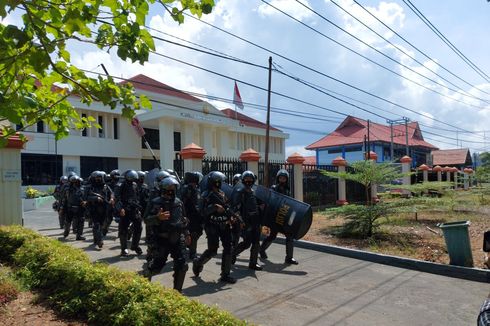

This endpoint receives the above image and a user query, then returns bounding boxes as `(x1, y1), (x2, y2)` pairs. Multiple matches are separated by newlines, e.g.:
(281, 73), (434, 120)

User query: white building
(18, 74), (288, 185)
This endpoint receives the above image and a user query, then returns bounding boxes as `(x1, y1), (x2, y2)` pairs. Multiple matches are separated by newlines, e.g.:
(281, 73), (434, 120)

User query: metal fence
(303, 164), (338, 207)
(257, 161), (295, 194)
(202, 157), (248, 185)
(173, 153), (184, 179)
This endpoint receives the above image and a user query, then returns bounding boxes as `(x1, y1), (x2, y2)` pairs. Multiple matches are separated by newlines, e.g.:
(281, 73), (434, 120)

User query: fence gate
(202, 157), (248, 185)
(173, 153), (184, 179)
(303, 164), (338, 207)
(257, 161), (294, 195)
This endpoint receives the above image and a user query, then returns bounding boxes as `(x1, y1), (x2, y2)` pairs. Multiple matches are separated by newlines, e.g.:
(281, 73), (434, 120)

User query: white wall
(118, 158), (141, 172)
(0, 148), (23, 225)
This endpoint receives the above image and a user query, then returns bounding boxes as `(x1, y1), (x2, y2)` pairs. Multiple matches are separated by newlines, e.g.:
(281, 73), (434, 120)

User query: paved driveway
(24, 206), (489, 326)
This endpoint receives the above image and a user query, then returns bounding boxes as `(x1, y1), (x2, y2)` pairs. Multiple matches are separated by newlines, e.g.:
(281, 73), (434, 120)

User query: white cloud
(285, 145), (315, 157)
(258, 0), (314, 22)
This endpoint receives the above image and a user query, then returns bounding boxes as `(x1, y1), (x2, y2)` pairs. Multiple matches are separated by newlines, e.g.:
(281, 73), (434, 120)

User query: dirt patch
(0, 292), (86, 326)
(305, 210), (489, 269)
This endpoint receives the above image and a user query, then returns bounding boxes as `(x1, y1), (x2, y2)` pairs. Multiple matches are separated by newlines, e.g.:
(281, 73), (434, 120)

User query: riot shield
(255, 185), (312, 240)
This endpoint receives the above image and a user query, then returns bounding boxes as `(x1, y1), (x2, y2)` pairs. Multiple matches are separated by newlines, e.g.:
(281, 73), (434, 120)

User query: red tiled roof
(432, 148), (471, 166)
(120, 74), (202, 102)
(306, 116), (437, 150)
(221, 108), (282, 131)
(303, 156), (316, 165)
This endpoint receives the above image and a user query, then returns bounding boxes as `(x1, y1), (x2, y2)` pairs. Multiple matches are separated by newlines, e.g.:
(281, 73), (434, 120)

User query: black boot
(192, 250), (213, 277)
(220, 254), (236, 284)
(248, 242), (262, 270)
(188, 236), (198, 260)
(173, 268), (187, 292)
(120, 234), (129, 257)
(260, 238), (272, 259)
(285, 237), (298, 265)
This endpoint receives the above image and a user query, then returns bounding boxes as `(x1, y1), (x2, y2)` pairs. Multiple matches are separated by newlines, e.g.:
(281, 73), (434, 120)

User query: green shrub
(0, 225), (246, 325)
(0, 266), (21, 305)
(25, 186), (41, 198)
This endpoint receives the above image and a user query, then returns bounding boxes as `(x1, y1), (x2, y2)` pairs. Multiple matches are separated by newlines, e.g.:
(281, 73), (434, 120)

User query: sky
(3, 0), (490, 157)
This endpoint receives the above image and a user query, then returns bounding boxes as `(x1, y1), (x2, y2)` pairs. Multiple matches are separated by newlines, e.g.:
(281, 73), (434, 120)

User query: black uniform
(232, 185), (263, 270)
(144, 196), (188, 292)
(62, 181), (85, 240)
(181, 183), (202, 259)
(102, 177), (120, 236)
(192, 187), (236, 283)
(260, 183), (298, 264)
(84, 179), (113, 248)
(114, 179), (143, 256)
(53, 181), (66, 229)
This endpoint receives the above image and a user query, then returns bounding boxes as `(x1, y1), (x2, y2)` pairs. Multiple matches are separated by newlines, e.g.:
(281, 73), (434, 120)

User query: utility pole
(264, 56), (272, 188)
(404, 117), (409, 156)
(389, 121), (394, 161)
(367, 119), (371, 159)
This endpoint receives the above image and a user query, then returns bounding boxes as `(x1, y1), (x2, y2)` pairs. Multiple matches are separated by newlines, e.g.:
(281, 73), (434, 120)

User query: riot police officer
(143, 177), (189, 292)
(114, 170), (143, 257)
(84, 171), (114, 249)
(181, 171), (203, 260)
(232, 171), (263, 271)
(232, 174), (241, 187)
(192, 171), (236, 284)
(54, 175), (68, 229)
(62, 175), (86, 240)
(260, 169), (298, 264)
(102, 169), (121, 235)
(230, 173), (242, 251)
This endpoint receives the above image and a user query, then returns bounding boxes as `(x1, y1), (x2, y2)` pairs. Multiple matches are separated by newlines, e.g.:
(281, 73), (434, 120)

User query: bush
(0, 266), (21, 305)
(0, 226), (246, 325)
(25, 186), (41, 198)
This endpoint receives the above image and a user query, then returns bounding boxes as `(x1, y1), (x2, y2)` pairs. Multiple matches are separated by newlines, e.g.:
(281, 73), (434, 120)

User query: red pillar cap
(287, 152), (306, 164)
(180, 143), (206, 159)
(364, 151), (378, 160)
(239, 148), (260, 162)
(400, 155), (412, 163)
(432, 165), (442, 172)
(332, 156), (347, 167)
(418, 164), (429, 171)
(3, 133), (27, 149)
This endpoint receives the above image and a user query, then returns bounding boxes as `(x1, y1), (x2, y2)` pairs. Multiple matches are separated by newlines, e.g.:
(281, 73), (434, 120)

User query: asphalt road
(23, 205), (489, 326)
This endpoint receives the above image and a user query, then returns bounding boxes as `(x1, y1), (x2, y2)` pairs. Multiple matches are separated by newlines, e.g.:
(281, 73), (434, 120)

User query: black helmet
(156, 170), (171, 182)
(232, 174), (241, 185)
(241, 170), (256, 182)
(276, 169), (289, 182)
(137, 171), (146, 182)
(60, 176), (68, 184)
(68, 171), (77, 178)
(69, 175), (78, 183)
(110, 169), (120, 179)
(125, 170), (138, 182)
(91, 171), (104, 184)
(184, 171), (203, 184)
(208, 171), (226, 190)
(159, 176), (180, 192)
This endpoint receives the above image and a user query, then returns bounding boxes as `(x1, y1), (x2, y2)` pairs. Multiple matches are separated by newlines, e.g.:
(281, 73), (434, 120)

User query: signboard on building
(2, 170), (21, 182)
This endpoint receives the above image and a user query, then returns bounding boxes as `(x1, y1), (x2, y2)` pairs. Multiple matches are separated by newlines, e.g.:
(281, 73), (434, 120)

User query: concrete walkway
(24, 206), (489, 326)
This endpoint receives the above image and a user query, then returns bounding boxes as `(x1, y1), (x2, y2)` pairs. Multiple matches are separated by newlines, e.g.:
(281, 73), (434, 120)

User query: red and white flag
(130, 117), (145, 137)
(233, 81), (244, 110)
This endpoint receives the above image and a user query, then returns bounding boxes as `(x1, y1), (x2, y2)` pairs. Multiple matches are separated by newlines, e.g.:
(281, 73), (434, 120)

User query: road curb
(276, 238), (490, 283)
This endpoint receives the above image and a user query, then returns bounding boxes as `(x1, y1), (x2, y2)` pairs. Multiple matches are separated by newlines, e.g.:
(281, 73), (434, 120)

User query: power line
(180, 11), (484, 135)
(402, 0), (490, 82)
(261, 0), (490, 109)
(328, 0), (490, 99)
(350, 0), (490, 97)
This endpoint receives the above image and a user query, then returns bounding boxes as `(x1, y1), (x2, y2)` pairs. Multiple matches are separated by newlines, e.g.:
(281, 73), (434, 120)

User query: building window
(141, 159), (160, 171)
(37, 121), (44, 133)
(80, 156), (118, 179)
(328, 148), (342, 154)
(174, 132), (181, 151)
(98, 115), (104, 138)
(82, 113), (87, 137)
(113, 118), (119, 139)
(21, 153), (62, 185)
(345, 145), (362, 152)
(142, 128), (160, 149)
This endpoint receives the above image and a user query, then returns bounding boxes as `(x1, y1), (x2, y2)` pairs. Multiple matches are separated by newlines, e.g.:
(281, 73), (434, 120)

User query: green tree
(0, 0), (214, 146)
(322, 160), (403, 205)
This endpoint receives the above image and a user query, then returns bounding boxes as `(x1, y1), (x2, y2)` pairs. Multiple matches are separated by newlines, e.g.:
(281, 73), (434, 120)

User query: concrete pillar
(366, 151), (379, 202)
(444, 166), (451, 183)
(433, 165), (442, 182)
(452, 167), (459, 189)
(332, 156), (348, 205)
(401, 156), (412, 197)
(287, 152), (305, 201)
(158, 118), (174, 169)
(182, 122), (195, 146)
(217, 128), (230, 157)
(463, 168), (470, 190)
(181, 143), (206, 173)
(200, 124), (213, 155)
(467, 168), (474, 188)
(239, 148), (260, 180)
(419, 164), (429, 182)
(0, 134), (26, 225)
